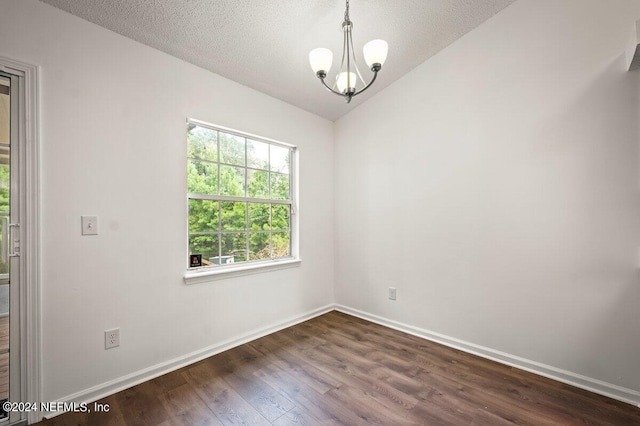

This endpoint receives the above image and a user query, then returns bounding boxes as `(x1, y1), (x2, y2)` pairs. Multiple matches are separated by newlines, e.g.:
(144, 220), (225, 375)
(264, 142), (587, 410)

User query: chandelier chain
(344, 0), (350, 22)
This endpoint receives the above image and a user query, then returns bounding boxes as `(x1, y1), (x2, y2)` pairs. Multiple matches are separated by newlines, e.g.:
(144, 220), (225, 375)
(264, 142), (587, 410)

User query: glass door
(0, 72), (21, 425)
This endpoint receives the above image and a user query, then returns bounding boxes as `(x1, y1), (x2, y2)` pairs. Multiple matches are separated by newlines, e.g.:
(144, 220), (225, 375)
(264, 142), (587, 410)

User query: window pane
(221, 201), (246, 231)
(188, 160), (218, 195)
(220, 165), (245, 196)
(270, 145), (290, 174)
(247, 139), (269, 170)
(187, 125), (217, 162)
(272, 232), (290, 258)
(189, 199), (218, 232)
(249, 232), (270, 260)
(249, 203), (270, 231)
(247, 169), (269, 199)
(221, 232), (247, 263)
(270, 173), (289, 200)
(219, 132), (245, 166)
(271, 204), (290, 230)
(189, 234), (219, 262)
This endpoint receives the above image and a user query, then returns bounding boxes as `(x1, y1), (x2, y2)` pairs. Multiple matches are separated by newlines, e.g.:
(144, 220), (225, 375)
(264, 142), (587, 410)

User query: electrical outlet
(389, 287), (397, 300)
(105, 328), (120, 349)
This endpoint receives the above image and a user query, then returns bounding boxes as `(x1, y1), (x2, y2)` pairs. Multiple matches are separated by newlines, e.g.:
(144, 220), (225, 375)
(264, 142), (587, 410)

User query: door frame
(0, 56), (41, 425)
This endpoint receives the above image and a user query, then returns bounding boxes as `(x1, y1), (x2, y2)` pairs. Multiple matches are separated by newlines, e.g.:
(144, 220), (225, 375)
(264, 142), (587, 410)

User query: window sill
(183, 258), (302, 285)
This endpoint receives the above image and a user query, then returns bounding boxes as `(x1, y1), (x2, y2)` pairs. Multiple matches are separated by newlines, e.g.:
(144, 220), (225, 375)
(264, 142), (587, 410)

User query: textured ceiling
(39, 0), (515, 121)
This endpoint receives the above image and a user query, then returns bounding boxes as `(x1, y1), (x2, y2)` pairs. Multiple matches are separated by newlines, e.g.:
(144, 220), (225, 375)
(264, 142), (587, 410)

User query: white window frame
(183, 118), (300, 284)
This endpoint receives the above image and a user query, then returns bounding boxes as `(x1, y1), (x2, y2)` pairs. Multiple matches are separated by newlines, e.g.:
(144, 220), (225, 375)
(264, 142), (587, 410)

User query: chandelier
(309, 0), (388, 103)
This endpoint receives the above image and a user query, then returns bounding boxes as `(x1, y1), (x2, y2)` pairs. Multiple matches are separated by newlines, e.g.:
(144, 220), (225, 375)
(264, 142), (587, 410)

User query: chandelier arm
(351, 70), (379, 98)
(339, 23), (348, 75)
(319, 76), (346, 96)
(346, 27), (352, 90)
(347, 27), (366, 85)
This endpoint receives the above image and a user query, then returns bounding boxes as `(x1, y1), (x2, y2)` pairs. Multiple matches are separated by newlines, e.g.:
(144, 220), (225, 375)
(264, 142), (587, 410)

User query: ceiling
(39, 0), (516, 121)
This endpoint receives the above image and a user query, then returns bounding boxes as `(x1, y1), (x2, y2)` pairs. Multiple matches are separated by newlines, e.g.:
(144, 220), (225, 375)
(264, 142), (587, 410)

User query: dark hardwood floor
(38, 311), (640, 425)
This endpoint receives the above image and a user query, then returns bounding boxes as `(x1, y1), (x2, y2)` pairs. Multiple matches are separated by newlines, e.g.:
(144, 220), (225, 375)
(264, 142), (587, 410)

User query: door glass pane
(0, 284), (7, 403)
(0, 76), (10, 414)
(0, 79), (8, 145)
(0, 352), (6, 402)
(0, 144), (9, 283)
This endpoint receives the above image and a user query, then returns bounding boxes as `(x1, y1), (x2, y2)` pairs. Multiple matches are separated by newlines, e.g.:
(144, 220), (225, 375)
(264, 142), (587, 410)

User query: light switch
(81, 216), (98, 235)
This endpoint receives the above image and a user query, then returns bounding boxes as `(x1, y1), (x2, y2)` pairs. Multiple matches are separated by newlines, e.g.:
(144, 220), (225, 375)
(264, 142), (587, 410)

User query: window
(186, 119), (297, 272)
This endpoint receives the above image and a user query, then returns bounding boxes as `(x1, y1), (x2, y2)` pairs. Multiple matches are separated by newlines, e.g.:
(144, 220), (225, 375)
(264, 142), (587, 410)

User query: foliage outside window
(187, 120), (295, 269)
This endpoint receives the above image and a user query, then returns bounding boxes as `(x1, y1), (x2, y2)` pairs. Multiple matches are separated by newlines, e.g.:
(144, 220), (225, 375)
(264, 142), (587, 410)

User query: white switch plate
(389, 287), (397, 300)
(81, 216), (98, 235)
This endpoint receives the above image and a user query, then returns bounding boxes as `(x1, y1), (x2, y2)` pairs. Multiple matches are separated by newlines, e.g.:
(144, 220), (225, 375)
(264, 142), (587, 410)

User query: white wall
(0, 0), (334, 402)
(335, 0), (640, 394)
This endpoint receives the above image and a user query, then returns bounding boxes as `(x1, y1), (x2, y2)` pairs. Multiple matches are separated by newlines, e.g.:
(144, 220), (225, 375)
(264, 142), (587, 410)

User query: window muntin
(187, 120), (295, 269)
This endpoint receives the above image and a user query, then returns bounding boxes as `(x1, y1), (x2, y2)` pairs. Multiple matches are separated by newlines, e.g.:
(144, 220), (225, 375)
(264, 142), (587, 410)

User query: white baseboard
(334, 304), (640, 407)
(44, 304), (334, 419)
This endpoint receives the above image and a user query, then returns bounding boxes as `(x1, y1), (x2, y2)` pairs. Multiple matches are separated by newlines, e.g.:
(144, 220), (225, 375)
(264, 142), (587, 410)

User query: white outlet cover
(105, 328), (120, 349)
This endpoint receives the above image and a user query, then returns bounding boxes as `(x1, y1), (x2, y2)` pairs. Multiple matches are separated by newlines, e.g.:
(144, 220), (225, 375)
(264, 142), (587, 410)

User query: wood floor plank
(182, 360), (271, 426)
(250, 334), (343, 394)
(37, 311), (640, 426)
(271, 407), (320, 426)
(156, 383), (223, 426)
(115, 380), (172, 425)
(254, 362), (364, 425)
(203, 350), (296, 422)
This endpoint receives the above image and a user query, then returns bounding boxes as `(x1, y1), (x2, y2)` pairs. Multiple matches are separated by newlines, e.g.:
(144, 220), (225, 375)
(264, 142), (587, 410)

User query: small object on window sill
(190, 254), (202, 268)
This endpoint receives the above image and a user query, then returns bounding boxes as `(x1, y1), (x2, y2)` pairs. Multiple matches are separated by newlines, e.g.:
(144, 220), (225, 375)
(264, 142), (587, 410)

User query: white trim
(43, 304), (333, 419)
(184, 258), (301, 284)
(335, 305), (640, 407)
(0, 56), (42, 424)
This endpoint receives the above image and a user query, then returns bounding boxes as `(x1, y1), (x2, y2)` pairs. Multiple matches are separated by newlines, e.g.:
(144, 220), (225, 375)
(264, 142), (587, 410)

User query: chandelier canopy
(309, 0), (388, 103)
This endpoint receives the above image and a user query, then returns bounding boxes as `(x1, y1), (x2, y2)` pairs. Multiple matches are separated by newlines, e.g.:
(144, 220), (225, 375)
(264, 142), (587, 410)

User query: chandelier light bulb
(363, 39), (388, 69)
(309, 48), (333, 74)
(336, 72), (357, 93)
